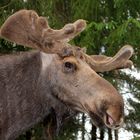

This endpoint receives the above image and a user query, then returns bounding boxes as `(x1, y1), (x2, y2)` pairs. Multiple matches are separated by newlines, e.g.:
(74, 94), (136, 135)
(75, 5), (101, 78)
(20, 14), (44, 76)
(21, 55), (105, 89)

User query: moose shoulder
(0, 10), (133, 140)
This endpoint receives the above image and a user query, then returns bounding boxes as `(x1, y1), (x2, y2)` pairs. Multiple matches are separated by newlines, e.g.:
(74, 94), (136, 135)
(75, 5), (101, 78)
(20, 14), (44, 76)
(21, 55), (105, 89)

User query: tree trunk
(108, 128), (112, 140)
(100, 128), (104, 140)
(91, 124), (97, 140)
(82, 113), (85, 140)
(114, 130), (119, 140)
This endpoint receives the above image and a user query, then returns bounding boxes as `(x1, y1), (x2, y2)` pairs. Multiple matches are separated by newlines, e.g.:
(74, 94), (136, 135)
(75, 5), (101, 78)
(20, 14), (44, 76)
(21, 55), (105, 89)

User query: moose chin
(0, 9), (133, 140)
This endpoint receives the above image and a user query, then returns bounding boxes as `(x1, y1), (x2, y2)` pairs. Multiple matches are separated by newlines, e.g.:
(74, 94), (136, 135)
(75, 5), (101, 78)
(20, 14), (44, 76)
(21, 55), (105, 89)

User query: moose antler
(84, 45), (133, 72)
(0, 10), (133, 72)
(0, 10), (86, 53)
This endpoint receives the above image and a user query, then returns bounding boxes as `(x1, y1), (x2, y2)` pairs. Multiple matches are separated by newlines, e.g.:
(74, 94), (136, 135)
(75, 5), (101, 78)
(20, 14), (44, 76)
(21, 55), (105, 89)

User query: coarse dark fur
(0, 51), (71, 140)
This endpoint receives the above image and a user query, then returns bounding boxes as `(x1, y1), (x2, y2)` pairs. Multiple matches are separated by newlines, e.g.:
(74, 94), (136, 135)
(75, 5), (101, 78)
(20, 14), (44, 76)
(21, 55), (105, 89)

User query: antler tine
(84, 45), (134, 72)
(0, 10), (86, 54)
(42, 19), (86, 42)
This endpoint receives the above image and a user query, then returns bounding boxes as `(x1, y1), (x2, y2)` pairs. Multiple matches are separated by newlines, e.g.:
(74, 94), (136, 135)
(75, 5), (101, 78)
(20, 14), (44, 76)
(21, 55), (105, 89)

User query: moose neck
(0, 51), (64, 140)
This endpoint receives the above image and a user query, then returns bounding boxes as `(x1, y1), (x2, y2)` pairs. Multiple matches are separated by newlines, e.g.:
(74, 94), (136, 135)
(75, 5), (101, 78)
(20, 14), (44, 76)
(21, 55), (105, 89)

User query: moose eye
(63, 62), (76, 73)
(65, 62), (73, 68)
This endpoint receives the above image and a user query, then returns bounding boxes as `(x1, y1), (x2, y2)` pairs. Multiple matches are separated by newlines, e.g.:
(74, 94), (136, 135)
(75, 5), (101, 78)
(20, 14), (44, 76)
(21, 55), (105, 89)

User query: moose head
(0, 10), (133, 139)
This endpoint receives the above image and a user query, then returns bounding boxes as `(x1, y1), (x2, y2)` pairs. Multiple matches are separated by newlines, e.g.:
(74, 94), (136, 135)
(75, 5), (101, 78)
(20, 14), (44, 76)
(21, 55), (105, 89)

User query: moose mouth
(69, 103), (119, 129)
(56, 99), (122, 129)
(104, 113), (116, 128)
(89, 111), (120, 129)
(104, 113), (123, 129)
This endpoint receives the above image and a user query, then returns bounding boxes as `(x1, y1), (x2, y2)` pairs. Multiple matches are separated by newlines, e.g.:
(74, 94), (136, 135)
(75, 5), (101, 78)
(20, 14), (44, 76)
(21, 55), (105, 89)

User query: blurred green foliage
(132, 137), (140, 140)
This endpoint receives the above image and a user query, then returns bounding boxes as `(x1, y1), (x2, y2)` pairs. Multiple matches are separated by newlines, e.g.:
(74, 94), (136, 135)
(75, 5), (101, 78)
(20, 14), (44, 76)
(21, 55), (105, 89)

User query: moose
(0, 10), (133, 140)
